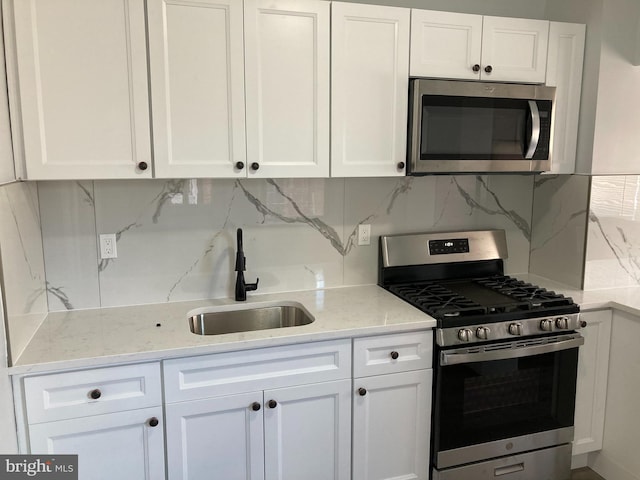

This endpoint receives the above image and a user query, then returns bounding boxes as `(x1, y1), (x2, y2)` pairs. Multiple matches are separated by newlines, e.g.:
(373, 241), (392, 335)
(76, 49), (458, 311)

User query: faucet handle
(246, 278), (259, 292)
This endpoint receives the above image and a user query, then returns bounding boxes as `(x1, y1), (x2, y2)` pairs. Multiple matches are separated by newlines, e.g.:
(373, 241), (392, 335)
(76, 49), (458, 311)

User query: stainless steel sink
(188, 302), (314, 335)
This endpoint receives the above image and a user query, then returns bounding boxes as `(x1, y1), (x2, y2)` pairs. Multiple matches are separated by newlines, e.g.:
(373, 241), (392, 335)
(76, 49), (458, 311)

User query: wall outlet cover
(99, 233), (118, 259)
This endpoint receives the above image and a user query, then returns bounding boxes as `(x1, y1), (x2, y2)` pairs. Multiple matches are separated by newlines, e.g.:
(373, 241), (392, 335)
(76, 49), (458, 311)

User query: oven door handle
(440, 335), (584, 366)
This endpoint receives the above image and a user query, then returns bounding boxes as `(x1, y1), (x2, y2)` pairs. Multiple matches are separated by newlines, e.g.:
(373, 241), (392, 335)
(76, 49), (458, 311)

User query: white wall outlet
(99, 233), (118, 259)
(358, 224), (371, 246)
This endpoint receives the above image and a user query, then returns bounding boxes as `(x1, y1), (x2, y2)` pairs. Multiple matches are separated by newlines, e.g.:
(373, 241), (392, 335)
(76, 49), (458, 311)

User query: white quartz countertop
(13, 276), (640, 376)
(10, 285), (436, 375)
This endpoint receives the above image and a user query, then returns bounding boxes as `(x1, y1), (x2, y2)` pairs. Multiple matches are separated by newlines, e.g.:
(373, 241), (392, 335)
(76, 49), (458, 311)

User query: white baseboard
(589, 452), (640, 480)
(572, 453), (589, 469)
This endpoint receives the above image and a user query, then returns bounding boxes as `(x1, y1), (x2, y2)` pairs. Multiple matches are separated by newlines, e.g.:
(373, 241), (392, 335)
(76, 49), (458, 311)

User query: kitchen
(0, 0), (640, 479)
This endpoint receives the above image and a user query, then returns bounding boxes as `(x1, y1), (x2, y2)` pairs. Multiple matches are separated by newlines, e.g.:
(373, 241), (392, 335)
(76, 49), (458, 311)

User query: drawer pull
(251, 402), (261, 411)
(390, 351), (399, 360)
(495, 463), (524, 476)
(148, 417), (159, 427)
(358, 388), (367, 396)
(268, 399), (277, 409)
(89, 389), (102, 400)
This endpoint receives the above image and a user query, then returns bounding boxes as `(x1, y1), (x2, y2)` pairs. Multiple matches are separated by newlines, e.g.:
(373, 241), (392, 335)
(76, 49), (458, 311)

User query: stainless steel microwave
(407, 79), (555, 174)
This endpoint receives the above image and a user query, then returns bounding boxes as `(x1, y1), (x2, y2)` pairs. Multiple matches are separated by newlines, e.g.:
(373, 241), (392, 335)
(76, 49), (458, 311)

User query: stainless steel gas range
(378, 230), (584, 480)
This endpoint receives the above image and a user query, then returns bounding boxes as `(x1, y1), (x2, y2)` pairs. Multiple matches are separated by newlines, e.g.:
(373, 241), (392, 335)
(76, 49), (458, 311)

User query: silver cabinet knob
(476, 326), (490, 340)
(508, 323), (523, 336)
(458, 328), (473, 342)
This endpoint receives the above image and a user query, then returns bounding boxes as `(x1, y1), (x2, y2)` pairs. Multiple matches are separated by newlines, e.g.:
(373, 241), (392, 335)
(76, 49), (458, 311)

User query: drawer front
(24, 362), (161, 424)
(164, 339), (351, 403)
(353, 330), (432, 377)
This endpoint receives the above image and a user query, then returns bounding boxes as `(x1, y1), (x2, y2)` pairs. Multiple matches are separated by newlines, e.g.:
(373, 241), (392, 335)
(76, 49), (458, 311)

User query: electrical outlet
(99, 234), (118, 259)
(358, 224), (371, 246)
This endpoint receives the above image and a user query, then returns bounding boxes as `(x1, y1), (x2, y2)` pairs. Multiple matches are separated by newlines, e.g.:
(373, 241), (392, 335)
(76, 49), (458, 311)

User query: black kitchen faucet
(235, 228), (259, 301)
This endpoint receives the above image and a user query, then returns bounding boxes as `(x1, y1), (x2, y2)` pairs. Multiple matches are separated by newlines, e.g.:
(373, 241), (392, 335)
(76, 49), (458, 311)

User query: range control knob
(555, 316), (570, 329)
(476, 326), (490, 340)
(457, 328), (473, 342)
(508, 323), (523, 336)
(540, 319), (554, 332)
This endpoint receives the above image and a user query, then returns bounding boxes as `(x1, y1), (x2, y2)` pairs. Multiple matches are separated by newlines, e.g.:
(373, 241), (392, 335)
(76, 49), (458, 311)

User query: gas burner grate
(389, 275), (575, 321)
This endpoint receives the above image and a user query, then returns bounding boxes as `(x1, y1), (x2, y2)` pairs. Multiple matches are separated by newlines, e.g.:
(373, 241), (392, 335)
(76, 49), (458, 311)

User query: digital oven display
(428, 238), (469, 255)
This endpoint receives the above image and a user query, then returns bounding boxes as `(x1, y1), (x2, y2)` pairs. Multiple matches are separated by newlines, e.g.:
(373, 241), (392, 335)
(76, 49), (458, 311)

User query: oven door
(433, 333), (583, 470)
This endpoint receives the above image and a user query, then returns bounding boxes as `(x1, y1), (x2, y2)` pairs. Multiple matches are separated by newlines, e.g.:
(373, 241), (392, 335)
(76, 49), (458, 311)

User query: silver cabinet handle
(525, 100), (540, 159)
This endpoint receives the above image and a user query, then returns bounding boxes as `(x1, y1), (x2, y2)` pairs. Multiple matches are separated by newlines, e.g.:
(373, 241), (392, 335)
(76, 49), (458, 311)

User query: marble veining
(453, 176), (531, 241)
(584, 176), (640, 290)
(529, 174), (589, 288)
(34, 176), (535, 311)
(0, 183), (48, 361)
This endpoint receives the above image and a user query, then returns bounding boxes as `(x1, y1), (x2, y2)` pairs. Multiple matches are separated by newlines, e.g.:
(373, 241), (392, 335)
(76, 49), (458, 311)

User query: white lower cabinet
(29, 407), (165, 480)
(166, 380), (351, 480)
(353, 370), (432, 480)
(352, 331), (433, 480)
(17, 334), (435, 480)
(573, 309), (612, 455)
(22, 362), (165, 480)
(166, 392), (265, 480)
(164, 339), (352, 480)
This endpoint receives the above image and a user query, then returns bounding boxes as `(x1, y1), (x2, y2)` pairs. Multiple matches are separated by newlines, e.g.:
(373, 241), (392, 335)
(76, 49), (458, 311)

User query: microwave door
(524, 100), (541, 159)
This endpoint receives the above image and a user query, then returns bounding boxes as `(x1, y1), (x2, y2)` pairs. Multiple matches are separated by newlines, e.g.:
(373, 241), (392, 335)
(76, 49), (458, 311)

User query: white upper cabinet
(410, 10), (549, 84)
(331, 2), (410, 177)
(0, 4), (15, 184)
(244, 0), (330, 178)
(410, 10), (483, 81)
(545, 22), (586, 174)
(147, 0), (246, 179)
(4, 0), (152, 180)
(481, 16), (549, 83)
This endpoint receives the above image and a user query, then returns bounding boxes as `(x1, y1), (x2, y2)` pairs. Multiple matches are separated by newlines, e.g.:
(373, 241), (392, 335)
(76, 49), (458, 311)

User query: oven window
(420, 96), (529, 160)
(434, 348), (578, 453)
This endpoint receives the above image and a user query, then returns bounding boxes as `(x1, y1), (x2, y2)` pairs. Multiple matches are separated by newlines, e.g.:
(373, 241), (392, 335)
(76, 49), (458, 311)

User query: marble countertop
(10, 285), (436, 375)
(12, 276), (640, 376)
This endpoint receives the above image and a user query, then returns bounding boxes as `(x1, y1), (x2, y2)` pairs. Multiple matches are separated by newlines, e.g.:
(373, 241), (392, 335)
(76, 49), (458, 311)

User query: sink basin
(188, 302), (314, 335)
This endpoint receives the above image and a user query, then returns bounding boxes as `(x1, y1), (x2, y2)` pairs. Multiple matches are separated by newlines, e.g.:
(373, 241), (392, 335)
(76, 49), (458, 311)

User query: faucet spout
(234, 228), (259, 301)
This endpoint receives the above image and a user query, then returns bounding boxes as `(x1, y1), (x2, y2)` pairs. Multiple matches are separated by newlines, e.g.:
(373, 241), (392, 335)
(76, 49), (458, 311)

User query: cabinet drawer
(164, 339), (351, 403)
(353, 331), (432, 377)
(24, 362), (161, 424)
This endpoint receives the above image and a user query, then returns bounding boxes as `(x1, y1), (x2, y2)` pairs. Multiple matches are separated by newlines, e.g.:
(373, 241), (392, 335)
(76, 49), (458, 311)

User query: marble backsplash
(38, 175), (535, 311)
(0, 182), (48, 361)
(584, 176), (640, 290)
(529, 174), (590, 288)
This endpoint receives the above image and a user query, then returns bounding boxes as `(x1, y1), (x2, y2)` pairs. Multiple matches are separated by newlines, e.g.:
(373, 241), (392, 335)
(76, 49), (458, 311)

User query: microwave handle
(525, 100), (541, 159)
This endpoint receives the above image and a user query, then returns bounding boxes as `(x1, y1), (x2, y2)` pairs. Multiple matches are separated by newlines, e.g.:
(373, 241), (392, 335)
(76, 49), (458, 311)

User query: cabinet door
(409, 9), (482, 80)
(7, 0), (152, 179)
(29, 407), (165, 480)
(148, 0), (246, 179)
(353, 370), (432, 480)
(573, 310), (612, 455)
(331, 2), (410, 177)
(0, 3), (15, 184)
(244, 0), (329, 178)
(481, 16), (549, 83)
(264, 379), (351, 480)
(545, 22), (585, 174)
(165, 392), (265, 480)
